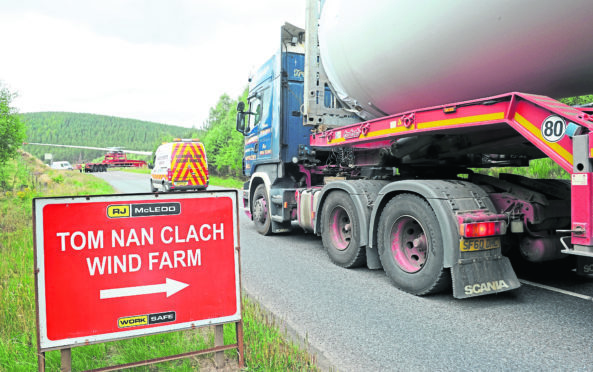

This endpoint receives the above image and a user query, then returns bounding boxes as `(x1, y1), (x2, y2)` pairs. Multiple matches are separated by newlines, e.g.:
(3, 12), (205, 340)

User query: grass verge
(119, 166), (245, 189)
(242, 297), (320, 371)
(209, 176), (244, 190)
(0, 152), (320, 371)
(477, 158), (570, 180)
(118, 166), (151, 174)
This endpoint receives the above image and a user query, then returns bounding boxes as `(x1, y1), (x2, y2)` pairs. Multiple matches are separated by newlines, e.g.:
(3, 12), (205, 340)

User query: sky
(0, 0), (305, 128)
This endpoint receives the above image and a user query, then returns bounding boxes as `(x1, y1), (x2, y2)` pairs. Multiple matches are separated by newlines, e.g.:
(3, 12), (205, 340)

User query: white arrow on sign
(100, 278), (189, 299)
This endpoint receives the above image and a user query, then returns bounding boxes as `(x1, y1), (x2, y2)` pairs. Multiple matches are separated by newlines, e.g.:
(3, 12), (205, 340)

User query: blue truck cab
(236, 25), (310, 176)
(236, 24), (313, 234)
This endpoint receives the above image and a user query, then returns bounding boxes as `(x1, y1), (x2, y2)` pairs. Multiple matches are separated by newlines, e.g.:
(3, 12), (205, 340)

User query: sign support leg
(61, 348), (72, 372)
(38, 351), (45, 372)
(236, 320), (245, 368)
(214, 324), (225, 368)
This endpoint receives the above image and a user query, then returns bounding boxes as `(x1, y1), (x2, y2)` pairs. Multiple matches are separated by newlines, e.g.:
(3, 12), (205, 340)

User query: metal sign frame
(33, 190), (243, 370)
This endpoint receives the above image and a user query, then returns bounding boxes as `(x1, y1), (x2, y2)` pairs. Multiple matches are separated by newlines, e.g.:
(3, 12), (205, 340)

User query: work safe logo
(107, 203), (181, 218)
(118, 315), (147, 327)
(118, 311), (176, 328)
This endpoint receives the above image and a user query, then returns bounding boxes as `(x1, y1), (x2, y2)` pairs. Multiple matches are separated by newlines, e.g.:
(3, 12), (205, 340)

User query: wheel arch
(369, 180), (496, 269)
(248, 171), (273, 218)
(314, 180), (389, 248)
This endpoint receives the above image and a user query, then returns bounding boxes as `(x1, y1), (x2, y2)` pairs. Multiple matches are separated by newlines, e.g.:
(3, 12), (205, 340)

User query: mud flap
(366, 246), (382, 270)
(576, 256), (593, 276)
(271, 220), (292, 233)
(451, 256), (520, 299)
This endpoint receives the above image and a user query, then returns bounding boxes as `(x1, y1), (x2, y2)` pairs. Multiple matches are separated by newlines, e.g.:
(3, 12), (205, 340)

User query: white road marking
(519, 279), (593, 301)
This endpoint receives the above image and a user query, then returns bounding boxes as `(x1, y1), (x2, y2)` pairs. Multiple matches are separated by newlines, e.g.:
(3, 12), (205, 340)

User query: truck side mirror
(236, 102), (247, 134)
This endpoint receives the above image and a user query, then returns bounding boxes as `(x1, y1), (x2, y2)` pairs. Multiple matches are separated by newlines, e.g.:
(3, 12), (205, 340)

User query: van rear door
(171, 142), (208, 189)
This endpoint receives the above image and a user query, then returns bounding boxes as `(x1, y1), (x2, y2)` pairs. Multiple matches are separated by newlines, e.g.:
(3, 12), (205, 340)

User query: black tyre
(377, 194), (450, 295)
(252, 184), (272, 235)
(321, 191), (366, 268)
(150, 179), (157, 192)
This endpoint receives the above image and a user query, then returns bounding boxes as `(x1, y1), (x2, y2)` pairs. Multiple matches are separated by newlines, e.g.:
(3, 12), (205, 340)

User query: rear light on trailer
(167, 168), (173, 181)
(460, 221), (504, 238)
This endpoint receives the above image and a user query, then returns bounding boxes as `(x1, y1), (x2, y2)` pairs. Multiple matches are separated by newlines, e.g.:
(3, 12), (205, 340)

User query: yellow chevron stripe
(171, 143), (208, 185)
(328, 112), (505, 144)
(514, 113), (573, 165)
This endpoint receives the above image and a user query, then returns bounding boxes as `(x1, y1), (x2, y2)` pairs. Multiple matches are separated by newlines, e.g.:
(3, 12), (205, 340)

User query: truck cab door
(243, 87), (272, 176)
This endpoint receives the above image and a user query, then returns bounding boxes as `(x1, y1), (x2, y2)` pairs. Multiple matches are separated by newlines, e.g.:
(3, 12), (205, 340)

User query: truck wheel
(252, 184), (272, 235)
(150, 179), (157, 193)
(321, 191), (366, 268)
(377, 194), (450, 295)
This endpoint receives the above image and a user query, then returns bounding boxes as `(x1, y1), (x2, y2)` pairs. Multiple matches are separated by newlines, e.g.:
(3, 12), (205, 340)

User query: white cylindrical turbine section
(319, 0), (593, 118)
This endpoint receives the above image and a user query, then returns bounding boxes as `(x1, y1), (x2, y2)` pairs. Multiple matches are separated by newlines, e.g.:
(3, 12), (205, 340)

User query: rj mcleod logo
(107, 205), (130, 218)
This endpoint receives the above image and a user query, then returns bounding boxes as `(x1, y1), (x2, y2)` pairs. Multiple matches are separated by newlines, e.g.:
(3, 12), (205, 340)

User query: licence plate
(174, 181), (188, 186)
(459, 237), (501, 252)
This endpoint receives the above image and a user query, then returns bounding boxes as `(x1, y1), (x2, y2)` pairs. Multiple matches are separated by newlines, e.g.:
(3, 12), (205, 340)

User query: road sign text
(34, 192), (240, 350)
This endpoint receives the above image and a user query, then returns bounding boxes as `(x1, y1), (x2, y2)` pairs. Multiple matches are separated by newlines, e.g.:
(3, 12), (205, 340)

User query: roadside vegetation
(120, 167), (244, 189)
(209, 175), (244, 190)
(0, 153), (320, 371)
(477, 158), (569, 180)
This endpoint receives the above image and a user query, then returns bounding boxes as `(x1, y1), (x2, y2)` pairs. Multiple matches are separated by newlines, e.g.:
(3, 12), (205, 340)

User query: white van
(50, 161), (73, 170)
(150, 139), (208, 192)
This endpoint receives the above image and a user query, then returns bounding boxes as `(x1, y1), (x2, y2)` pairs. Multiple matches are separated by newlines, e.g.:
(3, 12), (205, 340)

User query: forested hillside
(21, 112), (190, 164)
(19, 89), (247, 178)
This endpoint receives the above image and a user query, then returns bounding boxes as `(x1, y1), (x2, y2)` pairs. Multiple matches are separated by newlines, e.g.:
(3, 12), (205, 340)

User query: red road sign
(34, 191), (240, 351)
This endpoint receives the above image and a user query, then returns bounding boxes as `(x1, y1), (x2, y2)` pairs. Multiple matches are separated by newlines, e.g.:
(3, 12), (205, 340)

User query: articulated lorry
(235, 0), (593, 298)
(24, 143), (149, 172)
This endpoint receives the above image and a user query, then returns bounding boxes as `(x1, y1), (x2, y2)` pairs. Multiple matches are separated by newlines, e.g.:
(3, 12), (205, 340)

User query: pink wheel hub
(329, 206), (352, 251)
(253, 196), (268, 224)
(390, 216), (427, 273)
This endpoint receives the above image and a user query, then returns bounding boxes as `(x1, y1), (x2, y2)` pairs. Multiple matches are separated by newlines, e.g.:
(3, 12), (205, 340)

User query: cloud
(0, 1), (305, 127)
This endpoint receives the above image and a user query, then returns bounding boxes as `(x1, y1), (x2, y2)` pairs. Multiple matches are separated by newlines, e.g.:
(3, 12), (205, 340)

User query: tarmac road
(94, 171), (593, 371)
